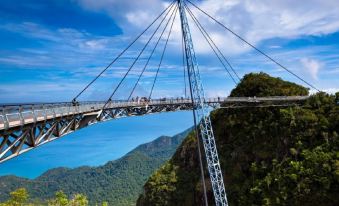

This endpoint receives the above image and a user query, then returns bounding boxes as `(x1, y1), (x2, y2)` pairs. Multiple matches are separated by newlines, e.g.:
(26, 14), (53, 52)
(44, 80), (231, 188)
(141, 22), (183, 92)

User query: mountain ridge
(0, 128), (192, 205)
(137, 72), (339, 206)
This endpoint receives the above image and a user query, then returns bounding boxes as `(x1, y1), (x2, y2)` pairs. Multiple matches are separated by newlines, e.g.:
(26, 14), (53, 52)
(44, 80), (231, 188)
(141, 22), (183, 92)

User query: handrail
(0, 96), (309, 130)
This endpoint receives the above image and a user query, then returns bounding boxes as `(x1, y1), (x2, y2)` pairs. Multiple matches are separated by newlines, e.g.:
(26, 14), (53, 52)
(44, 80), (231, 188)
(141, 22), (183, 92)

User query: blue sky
(0, 0), (338, 103)
(0, 0), (339, 177)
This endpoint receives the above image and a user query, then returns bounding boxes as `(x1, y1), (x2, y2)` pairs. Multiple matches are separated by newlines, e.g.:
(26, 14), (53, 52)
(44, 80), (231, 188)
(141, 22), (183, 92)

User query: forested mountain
(0, 128), (191, 205)
(137, 73), (339, 206)
(230, 72), (309, 97)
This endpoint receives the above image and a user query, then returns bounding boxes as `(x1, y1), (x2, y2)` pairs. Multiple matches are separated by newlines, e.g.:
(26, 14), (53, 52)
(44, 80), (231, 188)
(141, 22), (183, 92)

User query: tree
(48, 191), (88, 206)
(229, 72), (309, 97)
(48, 191), (69, 206)
(137, 73), (339, 206)
(70, 194), (88, 206)
(4, 188), (29, 206)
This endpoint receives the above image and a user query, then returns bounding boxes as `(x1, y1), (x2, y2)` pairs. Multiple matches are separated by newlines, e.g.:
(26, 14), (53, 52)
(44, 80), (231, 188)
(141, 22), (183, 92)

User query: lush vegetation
(137, 72), (339, 205)
(0, 188), (100, 206)
(0, 129), (191, 206)
(230, 72), (309, 97)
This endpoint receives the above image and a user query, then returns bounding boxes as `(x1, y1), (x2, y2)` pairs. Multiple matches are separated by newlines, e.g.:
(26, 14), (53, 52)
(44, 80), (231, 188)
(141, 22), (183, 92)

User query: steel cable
(127, 5), (179, 100)
(185, 3), (240, 83)
(185, 5), (237, 84)
(102, 4), (178, 110)
(187, 0), (320, 92)
(182, 29), (188, 98)
(72, 0), (176, 102)
(148, 6), (178, 99)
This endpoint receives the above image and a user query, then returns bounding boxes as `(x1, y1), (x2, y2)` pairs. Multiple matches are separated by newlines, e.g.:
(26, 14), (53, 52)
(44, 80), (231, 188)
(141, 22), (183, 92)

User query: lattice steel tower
(177, 0), (228, 205)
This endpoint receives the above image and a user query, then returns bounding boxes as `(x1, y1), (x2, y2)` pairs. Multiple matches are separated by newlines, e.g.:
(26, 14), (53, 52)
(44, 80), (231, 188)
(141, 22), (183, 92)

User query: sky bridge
(0, 96), (309, 163)
(0, 0), (323, 205)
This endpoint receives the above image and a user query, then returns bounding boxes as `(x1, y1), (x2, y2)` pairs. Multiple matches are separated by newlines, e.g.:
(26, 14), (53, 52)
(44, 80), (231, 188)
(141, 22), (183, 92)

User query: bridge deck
(0, 96), (308, 131)
(0, 96), (309, 163)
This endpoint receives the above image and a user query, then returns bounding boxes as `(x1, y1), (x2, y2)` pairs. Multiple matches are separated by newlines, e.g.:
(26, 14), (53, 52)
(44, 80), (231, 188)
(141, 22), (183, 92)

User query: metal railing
(0, 96), (309, 130)
(0, 102), (107, 130)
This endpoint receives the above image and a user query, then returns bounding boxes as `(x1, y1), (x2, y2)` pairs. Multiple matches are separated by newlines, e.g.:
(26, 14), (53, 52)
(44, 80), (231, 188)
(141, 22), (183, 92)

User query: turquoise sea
(0, 111), (193, 179)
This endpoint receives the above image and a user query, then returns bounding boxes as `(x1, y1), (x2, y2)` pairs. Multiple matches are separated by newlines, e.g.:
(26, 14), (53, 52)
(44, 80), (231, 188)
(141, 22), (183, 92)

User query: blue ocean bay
(0, 111), (193, 179)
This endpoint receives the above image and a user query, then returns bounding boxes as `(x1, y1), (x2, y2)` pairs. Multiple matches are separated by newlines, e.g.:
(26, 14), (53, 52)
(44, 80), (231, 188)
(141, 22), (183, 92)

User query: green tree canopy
(0, 188), (29, 206)
(138, 73), (339, 206)
(230, 72), (309, 97)
(48, 191), (69, 206)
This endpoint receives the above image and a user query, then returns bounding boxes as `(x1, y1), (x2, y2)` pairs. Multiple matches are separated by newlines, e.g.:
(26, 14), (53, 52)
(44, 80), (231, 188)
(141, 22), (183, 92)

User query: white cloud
(0, 22), (60, 41)
(189, 0), (339, 54)
(269, 45), (282, 49)
(76, 0), (167, 32)
(309, 88), (339, 94)
(80, 39), (108, 50)
(76, 0), (339, 55)
(2, 0), (339, 102)
(206, 89), (230, 98)
(0, 82), (86, 103)
(300, 58), (322, 80)
(0, 21), (127, 69)
(322, 88), (339, 94)
(324, 68), (339, 74)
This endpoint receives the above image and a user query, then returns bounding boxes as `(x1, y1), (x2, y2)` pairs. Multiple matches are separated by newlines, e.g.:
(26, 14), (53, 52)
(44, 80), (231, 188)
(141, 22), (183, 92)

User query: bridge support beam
(0, 103), (192, 163)
(177, 0), (228, 205)
(0, 97), (307, 163)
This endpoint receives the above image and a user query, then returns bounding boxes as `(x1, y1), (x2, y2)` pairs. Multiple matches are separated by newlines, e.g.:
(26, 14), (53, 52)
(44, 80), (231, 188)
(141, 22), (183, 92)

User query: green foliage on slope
(137, 72), (339, 206)
(137, 132), (207, 206)
(0, 188), (30, 206)
(0, 188), (96, 206)
(0, 129), (191, 206)
(230, 72), (309, 97)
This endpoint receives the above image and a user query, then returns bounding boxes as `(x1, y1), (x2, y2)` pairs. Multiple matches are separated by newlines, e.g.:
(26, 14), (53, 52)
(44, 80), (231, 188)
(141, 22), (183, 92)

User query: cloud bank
(76, 0), (339, 55)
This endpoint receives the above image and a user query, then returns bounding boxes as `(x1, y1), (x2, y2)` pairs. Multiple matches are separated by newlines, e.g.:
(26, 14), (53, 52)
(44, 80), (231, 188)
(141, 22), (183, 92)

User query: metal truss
(177, 0), (228, 205)
(0, 101), (191, 163)
(0, 115), (83, 163)
(0, 96), (307, 163)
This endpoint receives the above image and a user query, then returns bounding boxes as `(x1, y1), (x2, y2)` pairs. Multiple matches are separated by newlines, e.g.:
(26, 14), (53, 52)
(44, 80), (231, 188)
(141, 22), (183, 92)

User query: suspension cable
(184, 4), (238, 85)
(185, 3), (241, 82)
(182, 29), (188, 98)
(127, 5), (179, 101)
(187, 0), (321, 92)
(148, 6), (178, 100)
(102, 4), (178, 110)
(72, 0), (176, 102)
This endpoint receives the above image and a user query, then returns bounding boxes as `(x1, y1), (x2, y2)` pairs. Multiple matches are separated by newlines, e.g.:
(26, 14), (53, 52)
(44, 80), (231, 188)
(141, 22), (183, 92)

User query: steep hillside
(230, 72), (309, 97)
(0, 128), (191, 205)
(137, 73), (339, 206)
